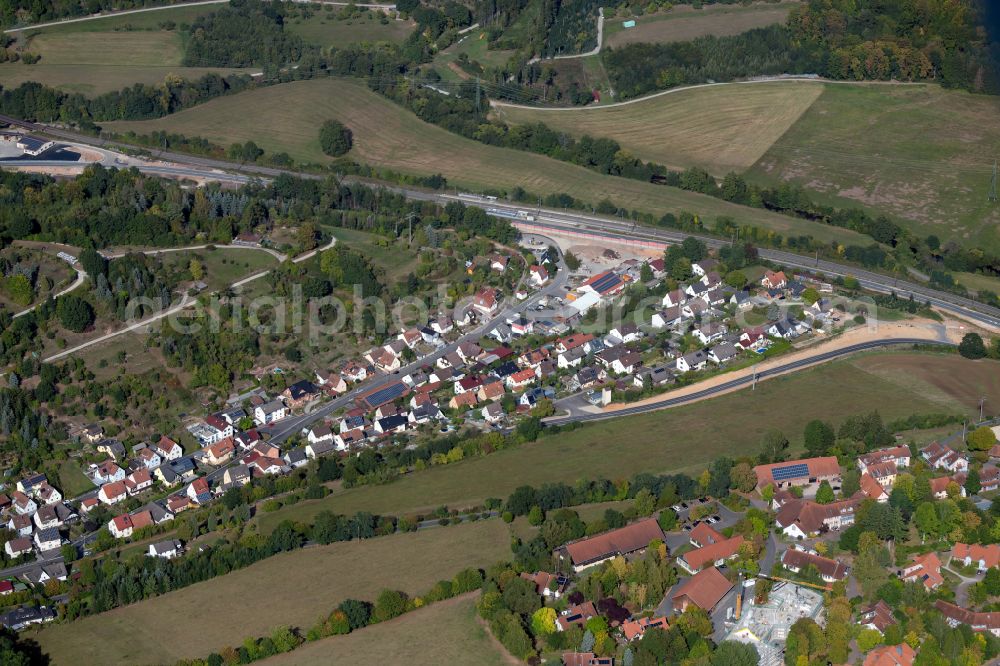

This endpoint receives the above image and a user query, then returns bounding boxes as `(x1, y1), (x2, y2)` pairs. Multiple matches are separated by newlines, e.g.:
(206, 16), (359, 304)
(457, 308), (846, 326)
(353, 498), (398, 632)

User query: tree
(914, 502), (939, 539)
(564, 251), (581, 271)
(759, 429), (789, 464)
(189, 259), (204, 281)
(657, 509), (677, 532)
(965, 467), (981, 496)
(803, 420), (835, 456)
(959, 333), (987, 359)
(57, 294), (94, 332)
(967, 426), (997, 451)
(815, 480), (835, 504)
(319, 120), (353, 157)
(801, 287), (820, 304)
(711, 641), (759, 666)
(337, 599), (372, 629)
(528, 505), (544, 526)
(371, 589), (406, 622)
(531, 607), (556, 636)
(724, 271), (747, 289)
(731, 462), (757, 493)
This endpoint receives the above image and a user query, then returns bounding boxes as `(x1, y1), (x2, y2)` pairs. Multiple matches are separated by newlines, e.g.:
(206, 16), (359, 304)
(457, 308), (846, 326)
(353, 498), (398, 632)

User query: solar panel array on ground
(360, 381), (408, 409)
(588, 272), (623, 295)
(771, 463), (810, 481)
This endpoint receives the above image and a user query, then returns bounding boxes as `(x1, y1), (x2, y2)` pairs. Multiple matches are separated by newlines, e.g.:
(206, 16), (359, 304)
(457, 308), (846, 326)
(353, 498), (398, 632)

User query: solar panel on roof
(590, 273), (622, 294)
(364, 381), (407, 407)
(771, 463), (810, 481)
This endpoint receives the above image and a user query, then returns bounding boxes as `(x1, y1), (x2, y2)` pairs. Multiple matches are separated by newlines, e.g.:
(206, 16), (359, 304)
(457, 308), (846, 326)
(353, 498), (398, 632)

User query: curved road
(1, 114), (996, 328)
(545, 338), (955, 425)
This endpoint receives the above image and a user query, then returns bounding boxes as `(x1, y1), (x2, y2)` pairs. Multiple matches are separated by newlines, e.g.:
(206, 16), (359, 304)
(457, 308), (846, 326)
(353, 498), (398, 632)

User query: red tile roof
(753, 456), (840, 487)
(864, 644), (916, 666)
(671, 566), (733, 611)
(562, 518), (664, 567)
(689, 522), (724, 547)
(681, 535), (744, 571)
(952, 543), (1000, 569)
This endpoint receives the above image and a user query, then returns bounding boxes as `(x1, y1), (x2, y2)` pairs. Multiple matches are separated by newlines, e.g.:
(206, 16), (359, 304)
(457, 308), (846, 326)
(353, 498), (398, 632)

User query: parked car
(682, 524), (693, 532)
(672, 504), (684, 512)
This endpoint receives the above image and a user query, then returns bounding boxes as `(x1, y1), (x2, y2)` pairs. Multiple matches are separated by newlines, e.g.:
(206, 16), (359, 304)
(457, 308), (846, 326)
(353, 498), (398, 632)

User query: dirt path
(604, 317), (962, 414)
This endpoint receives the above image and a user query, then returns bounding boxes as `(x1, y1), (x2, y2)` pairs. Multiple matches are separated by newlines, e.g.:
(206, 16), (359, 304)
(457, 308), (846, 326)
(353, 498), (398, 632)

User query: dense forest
(183, 0), (306, 67)
(0, 0), (185, 28)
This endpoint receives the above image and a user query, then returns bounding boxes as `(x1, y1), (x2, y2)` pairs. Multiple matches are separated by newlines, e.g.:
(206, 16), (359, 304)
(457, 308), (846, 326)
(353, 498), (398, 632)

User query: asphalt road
(4, 112), (1000, 329)
(545, 337), (955, 425)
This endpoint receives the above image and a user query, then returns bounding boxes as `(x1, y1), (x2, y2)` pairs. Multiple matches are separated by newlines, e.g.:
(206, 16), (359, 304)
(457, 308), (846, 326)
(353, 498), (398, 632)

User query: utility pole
(475, 77), (481, 112)
(752, 364), (758, 390)
(980, 396), (987, 423)
(990, 161), (998, 203)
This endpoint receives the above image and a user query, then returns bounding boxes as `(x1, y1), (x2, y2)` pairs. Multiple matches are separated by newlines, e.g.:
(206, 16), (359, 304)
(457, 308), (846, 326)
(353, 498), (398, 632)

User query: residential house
(935, 600), (1000, 637)
(634, 365), (674, 388)
(449, 392), (479, 410)
(201, 414), (234, 444)
(32, 504), (69, 531)
(96, 439), (126, 461)
(11, 492), (36, 516)
(79, 497), (99, 514)
(303, 437), (332, 460)
(980, 466), (1000, 493)
(929, 475), (966, 499)
(676, 350), (709, 373)
(621, 616), (670, 642)
(507, 368), (538, 391)
(33, 527), (60, 552)
(510, 316), (533, 337)
(579, 271), (626, 298)
(519, 571), (566, 598)
(556, 601), (598, 632)
(167, 494), (192, 514)
(863, 645), (916, 666)
(781, 548), (849, 582)
(860, 600), (897, 633)
(149, 539), (183, 559)
(689, 523), (724, 548)
(4, 537), (32, 558)
(921, 442), (969, 473)
(866, 461), (899, 489)
(187, 478), (212, 504)
(678, 536), (744, 574)
(472, 287), (499, 315)
(662, 289), (686, 308)
(202, 437), (236, 466)
(901, 552), (944, 590)
(761, 270), (787, 289)
(283, 380), (320, 409)
(479, 381), (506, 402)
(222, 464), (252, 488)
(90, 461), (125, 485)
(455, 375), (483, 395)
(284, 448), (308, 469)
(775, 497), (861, 539)
(334, 428), (366, 451)
(307, 425), (335, 446)
(34, 483), (61, 506)
(374, 414), (408, 435)
(860, 473), (890, 503)
(482, 402), (505, 424)
(857, 445), (911, 473)
(558, 347), (587, 369)
(709, 343), (740, 365)
(951, 543), (1000, 572)
(557, 518), (664, 573)
(529, 265), (549, 286)
(124, 468), (154, 495)
(136, 447), (162, 470)
(109, 514), (135, 539)
(652, 307), (683, 329)
(153, 436), (184, 461)
(490, 254), (509, 272)
(691, 258), (719, 277)
(254, 400), (288, 426)
(0, 606), (55, 631)
(609, 324), (643, 344)
(342, 361), (370, 383)
(98, 481), (128, 505)
(315, 370), (348, 394)
(753, 456), (841, 491)
(670, 566), (734, 613)
(7, 514), (31, 538)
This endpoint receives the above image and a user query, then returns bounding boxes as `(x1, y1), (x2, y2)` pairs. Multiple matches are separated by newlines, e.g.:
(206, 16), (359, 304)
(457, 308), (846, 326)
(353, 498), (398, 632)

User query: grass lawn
(955, 271), (1000, 298)
(156, 246), (279, 291)
(433, 31), (514, 83)
(0, 64), (255, 96)
(748, 83), (1000, 253)
(604, 1), (799, 48)
(26, 30), (183, 66)
(329, 227), (423, 283)
(286, 12), (415, 46)
(495, 80), (824, 173)
(32, 520), (511, 665)
(105, 78), (871, 246)
(255, 352), (975, 530)
(260, 594), (514, 666)
(55, 459), (95, 498)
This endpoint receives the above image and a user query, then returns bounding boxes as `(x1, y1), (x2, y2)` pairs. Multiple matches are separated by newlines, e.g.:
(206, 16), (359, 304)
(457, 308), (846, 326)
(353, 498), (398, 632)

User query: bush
(959, 332), (987, 359)
(319, 120), (353, 157)
(57, 294), (94, 332)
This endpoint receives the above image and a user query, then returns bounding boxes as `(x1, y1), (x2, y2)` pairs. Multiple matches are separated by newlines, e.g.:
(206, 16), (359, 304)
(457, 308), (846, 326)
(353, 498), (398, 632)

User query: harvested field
(105, 78), (870, 246)
(260, 594), (515, 666)
(495, 80), (824, 172)
(604, 1), (799, 48)
(33, 520), (510, 665)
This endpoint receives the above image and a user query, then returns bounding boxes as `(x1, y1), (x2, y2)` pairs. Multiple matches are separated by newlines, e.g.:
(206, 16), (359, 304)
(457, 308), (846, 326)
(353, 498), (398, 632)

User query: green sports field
(105, 78), (871, 246)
